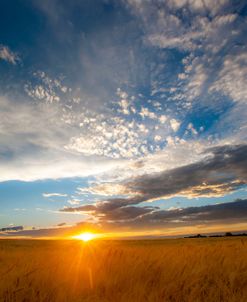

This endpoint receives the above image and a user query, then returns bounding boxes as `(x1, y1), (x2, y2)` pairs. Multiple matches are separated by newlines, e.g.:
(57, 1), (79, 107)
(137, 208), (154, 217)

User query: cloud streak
(43, 193), (68, 198)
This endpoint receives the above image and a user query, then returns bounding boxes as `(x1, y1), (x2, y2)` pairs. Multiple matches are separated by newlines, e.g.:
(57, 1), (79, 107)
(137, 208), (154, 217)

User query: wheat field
(0, 237), (247, 302)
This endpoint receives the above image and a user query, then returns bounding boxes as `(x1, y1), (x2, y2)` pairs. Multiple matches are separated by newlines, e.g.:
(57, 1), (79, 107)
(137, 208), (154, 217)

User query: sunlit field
(1, 237), (247, 302)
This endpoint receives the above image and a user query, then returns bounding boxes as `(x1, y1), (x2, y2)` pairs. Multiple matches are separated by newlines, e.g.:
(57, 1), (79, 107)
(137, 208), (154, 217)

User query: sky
(0, 0), (247, 238)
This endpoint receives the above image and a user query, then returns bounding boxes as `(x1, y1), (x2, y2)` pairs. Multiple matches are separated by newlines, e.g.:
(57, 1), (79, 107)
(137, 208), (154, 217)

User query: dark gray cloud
(143, 199), (247, 223)
(61, 144), (247, 223)
(57, 222), (66, 227)
(98, 199), (247, 230)
(126, 144), (247, 199)
(0, 225), (23, 232)
(127, 198), (247, 230)
(95, 206), (156, 221)
(61, 196), (145, 214)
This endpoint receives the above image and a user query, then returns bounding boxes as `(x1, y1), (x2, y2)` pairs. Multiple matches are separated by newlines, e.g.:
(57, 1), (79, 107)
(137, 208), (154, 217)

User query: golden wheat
(0, 238), (247, 302)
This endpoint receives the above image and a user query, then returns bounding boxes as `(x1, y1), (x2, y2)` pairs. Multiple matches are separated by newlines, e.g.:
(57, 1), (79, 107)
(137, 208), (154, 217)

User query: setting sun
(73, 232), (96, 242)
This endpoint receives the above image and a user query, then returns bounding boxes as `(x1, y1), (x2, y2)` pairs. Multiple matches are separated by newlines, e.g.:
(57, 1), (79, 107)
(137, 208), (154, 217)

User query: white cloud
(154, 135), (162, 142)
(126, 0), (244, 109)
(159, 115), (167, 124)
(170, 119), (181, 132)
(118, 99), (130, 115)
(139, 107), (157, 119)
(0, 45), (19, 64)
(43, 193), (68, 198)
(167, 0), (229, 15)
(0, 95), (122, 181)
(24, 71), (66, 103)
(67, 199), (81, 205)
(117, 88), (128, 99)
(1, 0), (246, 187)
(79, 183), (134, 196)
(209, 53), (247, 104)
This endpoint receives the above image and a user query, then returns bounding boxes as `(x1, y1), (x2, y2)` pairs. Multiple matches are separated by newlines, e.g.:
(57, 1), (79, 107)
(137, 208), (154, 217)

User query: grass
(0, 237), (247, 301)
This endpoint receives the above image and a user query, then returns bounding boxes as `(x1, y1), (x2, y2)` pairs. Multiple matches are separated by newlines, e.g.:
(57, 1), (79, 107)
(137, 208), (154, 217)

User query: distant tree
(196, 234), (207, 238)
(225, 232), (233, 237)
(184, 233), (207, 238)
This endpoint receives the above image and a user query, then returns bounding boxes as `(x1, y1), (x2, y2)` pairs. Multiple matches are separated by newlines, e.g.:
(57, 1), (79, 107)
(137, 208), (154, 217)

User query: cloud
(78, 183), (134, 196)
(0, 226), (23, 232)
(43, 193), (68, 198)
(126, 0), (240, 52)
(0, 95), (122, 181)
(62, 205), (155, 221)
(61, 199), (247, 231)
(101, 205), (156, 221)
(2, 199), (247, 236)
(0, 1), (246, 186)
(0, 45), (19, 64)
(120, 144), (247, 200)
(209, 53), (247, 104)
(166, 0), (230, 15)
(24, 71), (67, 103)
(65, 107), (174, 159)
(139, 107), (157, 119)
(170, 119), (181, 132)
(67, 199), (81, 205)
(60, 144), (247, 222)
(0, 221), (99, 238)
(125, 0), (247, 130)
(126, 199), (247, 229)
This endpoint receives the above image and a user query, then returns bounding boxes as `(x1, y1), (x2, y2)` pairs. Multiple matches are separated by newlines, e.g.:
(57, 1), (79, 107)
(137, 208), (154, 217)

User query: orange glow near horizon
(69, 222), (247, 241)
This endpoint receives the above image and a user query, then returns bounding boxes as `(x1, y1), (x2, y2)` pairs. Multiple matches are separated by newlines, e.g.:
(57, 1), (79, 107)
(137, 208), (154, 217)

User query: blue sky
(0, 0), (247, 237)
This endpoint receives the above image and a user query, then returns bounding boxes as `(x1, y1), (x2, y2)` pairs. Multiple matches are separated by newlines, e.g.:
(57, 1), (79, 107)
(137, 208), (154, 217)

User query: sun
(73, 232), (95, 242)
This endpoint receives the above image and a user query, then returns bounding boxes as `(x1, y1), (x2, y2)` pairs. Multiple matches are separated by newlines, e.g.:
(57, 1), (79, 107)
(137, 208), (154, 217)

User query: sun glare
(73, 232), (95, 242)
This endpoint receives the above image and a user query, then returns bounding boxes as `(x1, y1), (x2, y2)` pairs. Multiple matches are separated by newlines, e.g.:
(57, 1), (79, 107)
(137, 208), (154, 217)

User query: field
(0, 238), (247, 302)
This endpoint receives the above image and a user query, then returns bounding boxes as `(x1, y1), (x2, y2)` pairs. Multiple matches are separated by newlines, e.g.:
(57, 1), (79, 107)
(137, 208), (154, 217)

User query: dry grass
(0, 237), (247, 302)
